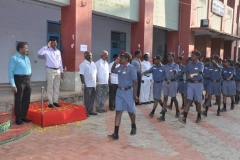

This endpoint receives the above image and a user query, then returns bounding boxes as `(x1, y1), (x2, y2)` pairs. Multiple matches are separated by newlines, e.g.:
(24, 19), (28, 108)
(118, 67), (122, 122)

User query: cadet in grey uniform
(158, 53), (179, 121)
(141, 55), (165, 117)
(220, 59), (236, 111)
(108, 52), (138, 140)
(234, 62), (240, 104)
(179, 49), (204, 124)
(201, 55), (222, 117)
(202, 57), (212, 108)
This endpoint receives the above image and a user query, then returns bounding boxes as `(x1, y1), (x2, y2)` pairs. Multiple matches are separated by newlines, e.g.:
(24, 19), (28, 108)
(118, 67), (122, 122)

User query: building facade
(0, 0), (239, 90)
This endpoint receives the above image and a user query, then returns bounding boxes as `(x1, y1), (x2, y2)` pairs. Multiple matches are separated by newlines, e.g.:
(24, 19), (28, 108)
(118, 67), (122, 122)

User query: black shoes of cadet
(108, 133), (119, 140)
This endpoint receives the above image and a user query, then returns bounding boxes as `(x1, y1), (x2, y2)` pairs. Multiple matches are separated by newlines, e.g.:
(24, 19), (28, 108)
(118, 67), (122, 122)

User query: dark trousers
(84, 87), (96, 113)
(109, 84), (118, 109)
(137, 73), (141, 99)
(14, 75), (31, 120)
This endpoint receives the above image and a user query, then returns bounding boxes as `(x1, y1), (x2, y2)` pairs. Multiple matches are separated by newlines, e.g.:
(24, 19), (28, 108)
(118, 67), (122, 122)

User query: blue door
(47, 33), (61, 50)
(110, 32), (126, 62)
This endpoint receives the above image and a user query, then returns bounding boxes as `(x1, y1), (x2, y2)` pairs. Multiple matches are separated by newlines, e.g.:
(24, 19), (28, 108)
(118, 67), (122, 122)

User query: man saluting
(108, 52), (138, 140)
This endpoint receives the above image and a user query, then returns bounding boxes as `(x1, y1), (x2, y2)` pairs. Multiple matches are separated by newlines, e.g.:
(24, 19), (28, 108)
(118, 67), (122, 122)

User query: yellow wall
(224, 6), (233, 34)
(153, 0), (179, 30)
(194, 0), (208, 27)
(92, 0), (139, 21)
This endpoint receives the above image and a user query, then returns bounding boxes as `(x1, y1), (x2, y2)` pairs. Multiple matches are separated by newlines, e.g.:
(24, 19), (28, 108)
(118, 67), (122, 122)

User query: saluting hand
(12, 87), (17, 93)
(114, 58), (120, 64)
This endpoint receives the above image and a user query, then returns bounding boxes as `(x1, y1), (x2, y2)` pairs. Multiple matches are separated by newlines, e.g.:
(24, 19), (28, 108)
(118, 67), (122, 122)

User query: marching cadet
(220, 59), (236, 112)
(201, 55), (222, 117)
(202, 57), (212, 108)
(141, 55), (165, 117)
(159, 53), (179, 121)
(235, 62), (240, 104)
(176, 56), (185, 109)
(139, 53), (152, 104)
(108, 52), (138, 140)
(179, 49), (204, 124)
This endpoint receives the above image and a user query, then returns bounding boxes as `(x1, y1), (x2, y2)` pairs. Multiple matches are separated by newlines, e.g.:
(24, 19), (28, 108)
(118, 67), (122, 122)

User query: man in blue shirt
(8, 42), (32, 125)
(201, 55), (222, 117)
(108, 52), (138, 140)
(220, 59), (236, 111)
(234, 62), (240, 104)
(159, 53), (179, 121)
(141, 55), (164, 117)
(202, 57), (212, 108)
(179, 49), (204, 124)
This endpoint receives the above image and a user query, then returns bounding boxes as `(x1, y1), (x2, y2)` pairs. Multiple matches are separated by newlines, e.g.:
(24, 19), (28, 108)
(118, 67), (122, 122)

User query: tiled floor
(1, 95), (240, 160)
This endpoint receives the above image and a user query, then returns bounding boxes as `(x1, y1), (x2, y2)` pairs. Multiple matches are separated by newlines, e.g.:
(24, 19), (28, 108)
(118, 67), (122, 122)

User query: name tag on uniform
(179, 69), (181, 71)
(159, 70), (162, 72)
(215, 69), (218, 71)
(118, 70), (121, 72)
(205, 67), (208, 69)
(123, 69), (127, 74)
(153, 68), (156, 69)
(195, 68), (198, 70)
(229, 72), (232, 74)
(224, 71), (227, 73)
(209, 69), (213, 70)
(170, 70), (172, 72)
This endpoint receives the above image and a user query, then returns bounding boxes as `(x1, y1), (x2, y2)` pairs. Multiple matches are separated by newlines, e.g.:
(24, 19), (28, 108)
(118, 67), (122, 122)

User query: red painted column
(194, 35), (211, 58)
(61, 0), (92, 72)
(211, 38), (224, 59)
(167, 0), (194, 65)
(131, 0), (153, 58)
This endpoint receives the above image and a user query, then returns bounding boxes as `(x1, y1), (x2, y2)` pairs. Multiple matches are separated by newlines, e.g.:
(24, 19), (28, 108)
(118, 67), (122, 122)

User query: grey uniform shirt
(131, 58), (141, 74)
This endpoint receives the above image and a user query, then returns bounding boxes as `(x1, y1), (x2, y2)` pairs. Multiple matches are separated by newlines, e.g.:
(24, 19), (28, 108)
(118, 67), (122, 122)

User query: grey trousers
(84, 87), (96, 113)
(96, 84), (108, 110)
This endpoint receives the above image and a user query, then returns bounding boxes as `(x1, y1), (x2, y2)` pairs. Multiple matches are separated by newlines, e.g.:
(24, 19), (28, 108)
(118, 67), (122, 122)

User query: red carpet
(27, 101), (87, 127)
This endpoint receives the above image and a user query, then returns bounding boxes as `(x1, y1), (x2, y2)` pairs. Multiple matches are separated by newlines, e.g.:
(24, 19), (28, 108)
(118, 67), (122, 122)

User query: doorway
(110, 31), (126, 62)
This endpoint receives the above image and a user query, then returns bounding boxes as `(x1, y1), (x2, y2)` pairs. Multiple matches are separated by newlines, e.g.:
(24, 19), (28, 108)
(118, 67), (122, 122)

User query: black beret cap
(121, 52), (132, 60)
(154, 55), (162, 60)
(191, 49), (201, 57)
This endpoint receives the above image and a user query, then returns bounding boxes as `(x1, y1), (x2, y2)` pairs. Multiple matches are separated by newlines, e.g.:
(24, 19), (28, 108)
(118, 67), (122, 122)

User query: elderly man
(79, 51), (98, 117)
(131, 50), (142, 105)
(95, 50), (109, 113)
(38, 38), (64, 108)
(8, 42), (32, 125)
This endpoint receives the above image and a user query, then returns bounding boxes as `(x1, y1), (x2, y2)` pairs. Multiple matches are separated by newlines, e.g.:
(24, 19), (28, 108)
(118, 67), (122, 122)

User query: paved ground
(1, 95), (240, 160)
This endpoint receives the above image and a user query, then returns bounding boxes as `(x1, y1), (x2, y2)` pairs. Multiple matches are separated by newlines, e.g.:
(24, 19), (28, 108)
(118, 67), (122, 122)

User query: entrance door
(47, 21), (61, 50)
(110, 32), (126, 62)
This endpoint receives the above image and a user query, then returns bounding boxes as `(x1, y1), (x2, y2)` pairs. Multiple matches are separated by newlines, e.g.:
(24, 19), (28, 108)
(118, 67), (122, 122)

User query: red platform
(27, 101), (87, 127)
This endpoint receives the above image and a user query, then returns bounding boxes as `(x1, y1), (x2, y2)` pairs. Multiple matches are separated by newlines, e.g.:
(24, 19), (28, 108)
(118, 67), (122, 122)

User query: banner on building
(212, 0), (225, 17)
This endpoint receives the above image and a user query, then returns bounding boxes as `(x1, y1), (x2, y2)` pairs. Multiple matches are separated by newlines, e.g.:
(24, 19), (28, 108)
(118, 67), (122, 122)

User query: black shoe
(16, 119), (24, 125)
(201, 111), (207, 117)
(180, 111), (184, 115)
(196, 115), (201, 123)
(167, 105), (172, 110)
(178, 116), (186, 124)
(217, 110), (221, 116)
(149, 113), (154, 117)
(213, 102), (217, 105)
(234, 101), (239, 104)
(48, 104), (55, 108)
(89, 111), (98, 115)
(175, 111), (180, 118)
(231, 104), (234, 110)
(151, 101), (154, 103)
(109, 107), (115, 111)
(21, 117), (32, 123)
(135, 102), (141, 106)
(130, 128), (137, 135)
(220, 107), (226, 112)
(97, 109), (105, 113)
(147, 102), (151, 104)
(53, 103), (61, 107)
(86, 112), (89, 117)
(157, 115), (165, 121)
(108, 133), (119, 140)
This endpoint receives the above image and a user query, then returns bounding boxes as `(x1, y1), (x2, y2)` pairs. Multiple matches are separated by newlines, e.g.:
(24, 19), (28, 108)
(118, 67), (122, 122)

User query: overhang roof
(191, 27), (240, 40)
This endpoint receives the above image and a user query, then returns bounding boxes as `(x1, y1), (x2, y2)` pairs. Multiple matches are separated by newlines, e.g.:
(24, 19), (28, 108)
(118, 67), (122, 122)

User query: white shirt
(109, 61), (120, 84)
(142, 60), (152, 78)
(79, 60), (97, 87)
(38, 46), (63, 72)
(95, 59), (109, 84)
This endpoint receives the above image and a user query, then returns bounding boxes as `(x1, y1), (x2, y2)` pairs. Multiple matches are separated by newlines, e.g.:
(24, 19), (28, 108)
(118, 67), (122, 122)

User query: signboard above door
(212, 0), (225, 17)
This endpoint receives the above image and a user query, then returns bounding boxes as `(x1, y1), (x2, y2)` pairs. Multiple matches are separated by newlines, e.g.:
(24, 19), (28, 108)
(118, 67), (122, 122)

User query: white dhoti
(139, 75), (151, 103)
